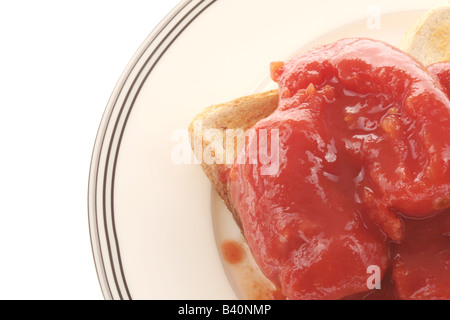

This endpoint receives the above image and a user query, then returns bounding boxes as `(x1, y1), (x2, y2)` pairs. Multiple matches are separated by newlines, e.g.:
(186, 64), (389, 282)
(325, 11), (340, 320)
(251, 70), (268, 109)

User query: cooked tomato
(229, 38), (450, 300)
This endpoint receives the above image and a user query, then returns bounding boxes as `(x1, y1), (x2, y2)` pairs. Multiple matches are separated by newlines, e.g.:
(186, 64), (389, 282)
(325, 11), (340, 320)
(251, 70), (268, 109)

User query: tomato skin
(229, 38), (450, 300)
(390, 63), (450, 300)
(392, 209), (450, 300)
(275, 38), (450, 222)
(428, 61), (450, 96)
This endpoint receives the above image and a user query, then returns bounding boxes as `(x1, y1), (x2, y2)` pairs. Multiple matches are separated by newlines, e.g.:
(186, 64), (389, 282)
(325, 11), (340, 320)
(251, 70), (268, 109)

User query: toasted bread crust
(188, 90), (279, 230)
(399, 5), (450, 65)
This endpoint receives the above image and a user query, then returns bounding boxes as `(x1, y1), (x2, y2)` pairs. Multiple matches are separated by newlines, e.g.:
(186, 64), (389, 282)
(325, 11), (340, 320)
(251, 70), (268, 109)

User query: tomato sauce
(429, 61), (450, 95)
(221, 240), (245, 264)
(220, 239), (287, 300)
(229, 39), (450, 300)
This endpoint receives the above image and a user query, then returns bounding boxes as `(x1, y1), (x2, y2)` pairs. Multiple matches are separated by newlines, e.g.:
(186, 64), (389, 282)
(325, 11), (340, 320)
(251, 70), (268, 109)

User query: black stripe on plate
(92, 0), (217, 300)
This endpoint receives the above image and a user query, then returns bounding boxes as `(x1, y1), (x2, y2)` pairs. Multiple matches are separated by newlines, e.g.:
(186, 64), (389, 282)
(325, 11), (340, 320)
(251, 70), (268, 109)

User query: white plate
(88, 0), (445, 300)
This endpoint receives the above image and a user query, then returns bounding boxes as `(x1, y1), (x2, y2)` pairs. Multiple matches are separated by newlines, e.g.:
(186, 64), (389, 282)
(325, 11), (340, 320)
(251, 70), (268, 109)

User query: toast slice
(188, 90), (279, 230)
(189, 7), (450, 233)
(399, 5), (450, 65)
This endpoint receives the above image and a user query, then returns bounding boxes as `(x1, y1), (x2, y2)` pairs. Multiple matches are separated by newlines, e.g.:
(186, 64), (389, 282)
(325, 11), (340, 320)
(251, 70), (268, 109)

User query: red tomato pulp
(229, 39), (450, 300)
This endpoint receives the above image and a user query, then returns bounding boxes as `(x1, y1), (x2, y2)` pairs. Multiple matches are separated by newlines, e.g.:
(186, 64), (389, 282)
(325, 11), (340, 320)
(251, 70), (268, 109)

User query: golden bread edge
(188, 90), (279, 231)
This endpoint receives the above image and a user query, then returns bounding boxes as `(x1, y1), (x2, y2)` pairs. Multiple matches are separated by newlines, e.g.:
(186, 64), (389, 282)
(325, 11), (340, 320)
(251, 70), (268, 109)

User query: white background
(0, 0), (180, 300)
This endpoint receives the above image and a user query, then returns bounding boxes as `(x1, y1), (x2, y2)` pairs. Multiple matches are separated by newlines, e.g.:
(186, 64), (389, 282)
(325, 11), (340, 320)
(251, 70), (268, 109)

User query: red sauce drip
(221, 240), (245, 264)
(229, 38), (450, 300)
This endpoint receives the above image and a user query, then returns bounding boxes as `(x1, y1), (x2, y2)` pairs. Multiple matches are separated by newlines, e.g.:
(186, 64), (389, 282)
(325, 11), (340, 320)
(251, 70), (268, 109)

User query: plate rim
(87, 0), (217, 300)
